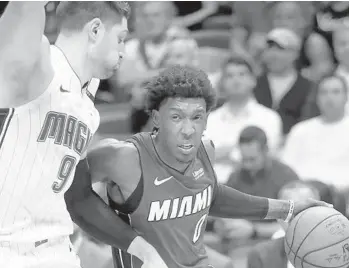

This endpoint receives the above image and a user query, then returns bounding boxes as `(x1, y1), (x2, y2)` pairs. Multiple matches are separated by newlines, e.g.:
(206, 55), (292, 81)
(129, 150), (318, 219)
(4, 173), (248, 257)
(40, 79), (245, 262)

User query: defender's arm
(65, 139), (156, 262)
(0, 2), (47, 68)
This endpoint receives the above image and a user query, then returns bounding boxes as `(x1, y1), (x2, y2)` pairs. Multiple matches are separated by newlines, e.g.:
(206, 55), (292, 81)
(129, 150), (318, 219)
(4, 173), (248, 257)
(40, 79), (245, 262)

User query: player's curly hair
(145, 65), (216, 113)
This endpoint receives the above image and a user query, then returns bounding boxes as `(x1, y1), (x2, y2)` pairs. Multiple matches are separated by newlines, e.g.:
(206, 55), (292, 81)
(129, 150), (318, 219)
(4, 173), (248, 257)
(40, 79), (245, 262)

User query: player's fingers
(311, 199), (333, 208)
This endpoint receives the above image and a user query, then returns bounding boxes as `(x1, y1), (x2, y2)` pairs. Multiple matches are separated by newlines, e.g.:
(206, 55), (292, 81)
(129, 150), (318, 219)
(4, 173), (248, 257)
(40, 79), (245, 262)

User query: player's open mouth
(178, 144), (194, 154)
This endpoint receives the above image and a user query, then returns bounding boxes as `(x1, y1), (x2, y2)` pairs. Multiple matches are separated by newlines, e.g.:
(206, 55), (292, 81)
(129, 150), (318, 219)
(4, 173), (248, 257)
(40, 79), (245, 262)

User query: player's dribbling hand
(293, 198), (333, 218)
(127, 236), (169, 268)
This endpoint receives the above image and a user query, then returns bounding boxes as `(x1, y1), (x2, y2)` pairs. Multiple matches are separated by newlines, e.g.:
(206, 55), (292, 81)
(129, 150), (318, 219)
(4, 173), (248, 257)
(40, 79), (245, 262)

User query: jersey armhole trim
(0, 108), (15, 150)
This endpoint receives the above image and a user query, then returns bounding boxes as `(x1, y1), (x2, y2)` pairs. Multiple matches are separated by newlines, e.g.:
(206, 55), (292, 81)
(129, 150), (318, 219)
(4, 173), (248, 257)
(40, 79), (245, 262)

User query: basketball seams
(286, 238), (349, 268)
(293, 213), (342, 265)
(301, 235), (349, 268)
(287, 209), (310, 256)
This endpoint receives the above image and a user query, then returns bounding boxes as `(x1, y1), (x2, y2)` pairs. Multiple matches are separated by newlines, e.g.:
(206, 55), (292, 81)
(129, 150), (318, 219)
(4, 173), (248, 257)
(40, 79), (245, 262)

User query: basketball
(285, 206), (349, 268)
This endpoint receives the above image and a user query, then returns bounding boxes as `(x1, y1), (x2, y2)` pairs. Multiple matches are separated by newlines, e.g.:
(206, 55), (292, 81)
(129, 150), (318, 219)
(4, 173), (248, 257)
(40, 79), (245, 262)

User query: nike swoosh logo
(154, 176), (173, 186)
(60, 85), (69, 92)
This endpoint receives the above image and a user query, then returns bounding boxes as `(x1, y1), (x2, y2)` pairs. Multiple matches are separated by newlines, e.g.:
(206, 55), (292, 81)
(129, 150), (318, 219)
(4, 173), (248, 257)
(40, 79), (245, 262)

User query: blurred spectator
(227, 126), (299, 203)
(118, 1), (190, 132)
(173, 2), (220, 31)
(254, 28), (314, 135)
(268, 1), (315, 72)
(163, 37), (199, 67)
(230, 2), (313, 70)
(230, 2), (271, 57)
(333, 26), (349, 111)
(119, 1), (189, 88)
(312, 1), (349, 65)
(206, 55), (282, 183)
(301, 2), (345, 82)
(282, 74), (349, 189)
(247, 179), (346, 268)
(211, 126), (299, 255)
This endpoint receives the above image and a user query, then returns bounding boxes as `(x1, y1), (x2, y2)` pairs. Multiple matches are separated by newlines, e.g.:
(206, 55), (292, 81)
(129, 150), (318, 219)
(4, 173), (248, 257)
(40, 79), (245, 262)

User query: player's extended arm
(0, 2), (47, 68)
(205, 137), (289, 220)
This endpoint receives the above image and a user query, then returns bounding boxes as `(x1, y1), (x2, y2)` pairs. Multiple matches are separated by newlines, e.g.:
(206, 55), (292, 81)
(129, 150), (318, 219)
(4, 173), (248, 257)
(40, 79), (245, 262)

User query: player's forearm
(65, 159), (139, 252)
(210, 184), (290, 221)
(0, 2), (46, 61)
(209, 184), (269, 219)
(65, 188), (139, 252)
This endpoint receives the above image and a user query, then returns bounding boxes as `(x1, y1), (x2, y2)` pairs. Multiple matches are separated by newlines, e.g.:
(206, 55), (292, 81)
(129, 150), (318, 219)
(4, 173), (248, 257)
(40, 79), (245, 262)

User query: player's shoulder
(88, 138), (139, 165)
(88, 138), (141, 184)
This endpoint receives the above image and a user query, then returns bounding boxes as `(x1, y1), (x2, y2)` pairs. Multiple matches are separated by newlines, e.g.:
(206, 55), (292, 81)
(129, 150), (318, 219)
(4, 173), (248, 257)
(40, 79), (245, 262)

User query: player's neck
(153, 135), (190, 174)
(55, 35), (93, 86)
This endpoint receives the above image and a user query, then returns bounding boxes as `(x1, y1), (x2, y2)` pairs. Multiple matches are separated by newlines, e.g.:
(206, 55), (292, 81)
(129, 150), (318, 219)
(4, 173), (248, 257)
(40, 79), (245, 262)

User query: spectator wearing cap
(254, 28), (314, 135)
(206, 55), (282, 184)
(282, 74), (349, 190)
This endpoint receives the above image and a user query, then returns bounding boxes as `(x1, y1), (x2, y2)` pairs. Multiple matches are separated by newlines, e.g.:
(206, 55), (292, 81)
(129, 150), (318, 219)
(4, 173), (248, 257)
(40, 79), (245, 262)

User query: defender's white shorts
(0, 236), (81, 268)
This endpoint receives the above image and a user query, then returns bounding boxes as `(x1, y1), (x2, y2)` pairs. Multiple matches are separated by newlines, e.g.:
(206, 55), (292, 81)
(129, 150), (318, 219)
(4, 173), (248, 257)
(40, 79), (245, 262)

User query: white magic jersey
(0, 45), (100, 243)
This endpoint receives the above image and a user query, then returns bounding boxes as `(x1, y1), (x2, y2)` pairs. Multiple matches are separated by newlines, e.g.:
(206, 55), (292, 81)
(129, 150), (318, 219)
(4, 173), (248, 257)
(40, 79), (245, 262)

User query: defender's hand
(127, 236), (168, 268)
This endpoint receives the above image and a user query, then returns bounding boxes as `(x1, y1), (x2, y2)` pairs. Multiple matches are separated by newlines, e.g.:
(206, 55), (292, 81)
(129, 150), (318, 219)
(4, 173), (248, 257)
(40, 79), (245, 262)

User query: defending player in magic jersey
(0, 2), (132, 268)
(68, 65), (329, 268)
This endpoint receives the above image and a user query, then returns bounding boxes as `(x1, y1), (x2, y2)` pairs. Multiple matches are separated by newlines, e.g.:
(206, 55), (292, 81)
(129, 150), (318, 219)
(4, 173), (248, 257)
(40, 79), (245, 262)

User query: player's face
(221, 63), (256, 99)
(317, 77), (347, 118)
(91, 17), (128, 79)
(239, 141), (267, 174)
(155, 97), (208, 165)
(334, 29), (349, 68)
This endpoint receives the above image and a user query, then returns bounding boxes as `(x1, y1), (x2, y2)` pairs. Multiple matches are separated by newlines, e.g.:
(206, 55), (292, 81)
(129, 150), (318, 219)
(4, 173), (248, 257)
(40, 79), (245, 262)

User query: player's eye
(171, 114), (181, 121)
(118, 38), (125, 44)
(194, 115), (203, 120)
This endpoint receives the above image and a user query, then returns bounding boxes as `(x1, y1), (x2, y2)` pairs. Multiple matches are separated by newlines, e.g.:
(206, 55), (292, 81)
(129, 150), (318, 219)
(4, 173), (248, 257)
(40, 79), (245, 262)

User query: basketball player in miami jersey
(66, 65), (331, 268)
(0, 2), (166, 268)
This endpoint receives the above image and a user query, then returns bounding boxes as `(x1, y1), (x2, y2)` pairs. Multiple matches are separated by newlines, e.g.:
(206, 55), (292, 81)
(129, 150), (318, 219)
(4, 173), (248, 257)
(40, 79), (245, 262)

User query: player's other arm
(0, 2), (47, 68)
(65, 140), (167, 267)
(204, 138), (330, 221)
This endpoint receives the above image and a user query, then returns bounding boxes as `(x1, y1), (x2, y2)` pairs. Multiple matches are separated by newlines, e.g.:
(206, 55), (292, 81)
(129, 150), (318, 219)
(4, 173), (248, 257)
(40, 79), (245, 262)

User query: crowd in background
(4, 1), (349, 268)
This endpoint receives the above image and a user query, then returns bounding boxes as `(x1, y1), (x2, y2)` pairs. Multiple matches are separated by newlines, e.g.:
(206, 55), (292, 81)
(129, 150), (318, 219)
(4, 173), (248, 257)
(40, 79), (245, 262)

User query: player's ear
(87, 18), (105, 43)
(152, 110), (160, 129)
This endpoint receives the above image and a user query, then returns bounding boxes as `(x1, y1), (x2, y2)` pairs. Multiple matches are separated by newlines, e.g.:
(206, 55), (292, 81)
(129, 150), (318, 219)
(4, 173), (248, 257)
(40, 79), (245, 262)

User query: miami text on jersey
(148, 185), (213, 222)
